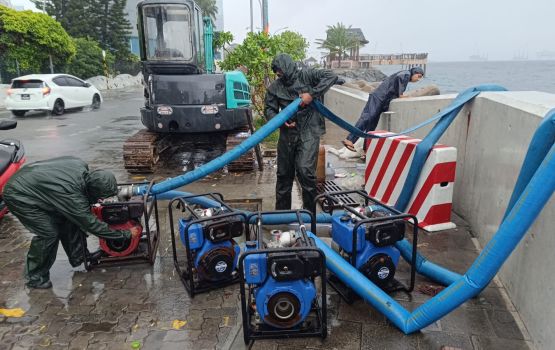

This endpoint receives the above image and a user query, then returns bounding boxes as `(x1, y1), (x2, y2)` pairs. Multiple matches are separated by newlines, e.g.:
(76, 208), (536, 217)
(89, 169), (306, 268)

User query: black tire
(52, 99), (65, 115)
(92, 94), (101, 109)
(11, 110), (27, 117)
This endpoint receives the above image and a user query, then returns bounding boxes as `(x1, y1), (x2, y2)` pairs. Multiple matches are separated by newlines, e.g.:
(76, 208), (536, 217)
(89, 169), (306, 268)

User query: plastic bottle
(325, 162), (335, 181)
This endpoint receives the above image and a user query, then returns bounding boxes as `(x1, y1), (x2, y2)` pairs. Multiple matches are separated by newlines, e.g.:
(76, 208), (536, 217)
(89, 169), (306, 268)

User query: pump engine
(331, 209), (405, 288)
(84, 181), (160, 270)
(169, 193), (248, 297)
(239, 210), (326, 343)
(316, 190), (419, 302)
(92, 198), (144, 257)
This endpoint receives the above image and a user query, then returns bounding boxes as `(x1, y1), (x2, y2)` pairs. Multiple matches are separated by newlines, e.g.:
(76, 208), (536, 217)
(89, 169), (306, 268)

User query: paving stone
(89, 331), (128, 344)
(163, 329), (202, 342)
(361, 323), (418, 350)
(68, 334), (93, 350)
(250, 340), (279, 350)
(417, 330), (474, 350)
(485, 309), (525, 340)
(439, 308), (495, 336)
(337, 299), (387, 326)
(115, 311), (139, 332)
(471, 335), (533, 350)
(315, 320), (361, 350)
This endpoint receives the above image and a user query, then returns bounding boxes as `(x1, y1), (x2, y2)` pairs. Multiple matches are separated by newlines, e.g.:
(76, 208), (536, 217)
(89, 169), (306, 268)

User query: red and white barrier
(364, 131), (457, 232)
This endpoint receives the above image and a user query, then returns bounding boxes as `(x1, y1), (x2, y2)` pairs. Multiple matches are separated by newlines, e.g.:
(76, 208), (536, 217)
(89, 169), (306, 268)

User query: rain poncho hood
(86, 169), (118, 204)
(410, 67), (425, 76)
(272, 53), (298, 86)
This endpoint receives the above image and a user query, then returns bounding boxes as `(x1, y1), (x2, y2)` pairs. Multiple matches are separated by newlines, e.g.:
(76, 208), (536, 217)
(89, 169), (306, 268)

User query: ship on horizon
(468, 54), (488, 62)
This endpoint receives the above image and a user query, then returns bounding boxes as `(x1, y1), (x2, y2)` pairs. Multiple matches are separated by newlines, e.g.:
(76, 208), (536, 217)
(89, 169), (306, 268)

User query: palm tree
(196, 0), (218, 22)
(315, 23), (358, 68)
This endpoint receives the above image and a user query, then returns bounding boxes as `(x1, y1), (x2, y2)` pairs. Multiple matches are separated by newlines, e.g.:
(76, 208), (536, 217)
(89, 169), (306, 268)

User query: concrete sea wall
(325, 86), (555, 349)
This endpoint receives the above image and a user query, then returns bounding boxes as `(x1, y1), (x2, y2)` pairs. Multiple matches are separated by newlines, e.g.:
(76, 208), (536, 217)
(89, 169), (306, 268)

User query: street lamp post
(249, 0), (253, 33)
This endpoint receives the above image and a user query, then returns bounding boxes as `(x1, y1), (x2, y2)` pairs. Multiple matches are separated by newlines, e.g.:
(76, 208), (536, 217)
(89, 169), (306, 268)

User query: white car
(4, 74), (103, 117)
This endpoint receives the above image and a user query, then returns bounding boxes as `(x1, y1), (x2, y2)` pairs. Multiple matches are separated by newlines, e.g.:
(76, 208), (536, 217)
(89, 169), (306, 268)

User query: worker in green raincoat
(264, 53), (338, 214)
(3, 157), (141, 289)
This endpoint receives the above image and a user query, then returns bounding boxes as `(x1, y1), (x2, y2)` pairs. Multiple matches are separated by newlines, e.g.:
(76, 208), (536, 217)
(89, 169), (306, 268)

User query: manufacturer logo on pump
(215, 261), (227, 273)
(377, 267), (390, 279)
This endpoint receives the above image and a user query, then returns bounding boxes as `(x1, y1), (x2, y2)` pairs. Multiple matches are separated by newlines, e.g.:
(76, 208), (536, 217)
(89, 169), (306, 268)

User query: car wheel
(52, 99), (65, 115)
(11, 110), (27, 117)
(92, 94), (101, 109)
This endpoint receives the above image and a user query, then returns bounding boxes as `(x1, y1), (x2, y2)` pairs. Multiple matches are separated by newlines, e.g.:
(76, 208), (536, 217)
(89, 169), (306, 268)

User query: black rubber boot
(26, 280), (53, 289)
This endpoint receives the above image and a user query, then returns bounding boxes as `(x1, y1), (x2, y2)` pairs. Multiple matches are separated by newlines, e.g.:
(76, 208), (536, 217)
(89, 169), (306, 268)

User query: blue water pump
(179, 216), (242, 282)
(331, 211), (403, 287)
(238, 210), (327, 343)
(317, 190), (419, 300)
(168, 193), (248, 297)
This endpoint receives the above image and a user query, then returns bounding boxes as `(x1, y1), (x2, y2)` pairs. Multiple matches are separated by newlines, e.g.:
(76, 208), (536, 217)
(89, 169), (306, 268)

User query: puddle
(77, 322), (116, 333)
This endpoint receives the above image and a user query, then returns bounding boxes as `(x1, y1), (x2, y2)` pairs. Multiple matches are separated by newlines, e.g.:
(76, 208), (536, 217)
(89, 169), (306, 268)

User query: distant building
(346, 28), (369, 61)
(125, 0), (225, 57)
(125, 0), (141, 56)
(304, 57), (318, 67)
(323, 27), (369, 68)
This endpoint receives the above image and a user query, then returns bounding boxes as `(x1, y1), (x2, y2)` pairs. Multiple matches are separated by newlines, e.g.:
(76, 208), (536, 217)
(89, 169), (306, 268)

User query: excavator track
(123, 130), (172, 173)
(226, 128), (256, 172)
(124, 127), (259, 174)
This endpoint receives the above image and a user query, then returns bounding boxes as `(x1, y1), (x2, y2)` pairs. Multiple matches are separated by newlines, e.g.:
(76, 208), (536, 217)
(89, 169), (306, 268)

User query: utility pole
(249, 0), (253, 32)
(262, 0), (268, 34)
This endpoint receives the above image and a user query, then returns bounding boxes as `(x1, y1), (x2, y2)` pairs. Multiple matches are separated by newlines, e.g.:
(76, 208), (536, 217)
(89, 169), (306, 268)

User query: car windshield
(143, 4), (193, 61)
(12, 80), (44, 89)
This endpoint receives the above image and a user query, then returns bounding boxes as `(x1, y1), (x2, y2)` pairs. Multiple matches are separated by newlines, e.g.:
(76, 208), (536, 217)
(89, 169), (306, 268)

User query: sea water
(376, 60), (555, 94)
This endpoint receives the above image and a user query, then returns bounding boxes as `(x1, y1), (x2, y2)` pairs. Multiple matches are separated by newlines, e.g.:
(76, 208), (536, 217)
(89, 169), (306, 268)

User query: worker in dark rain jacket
(264, 53), (338, 214)
(343, 67), (424, 150)
(3, 157), (141, 289)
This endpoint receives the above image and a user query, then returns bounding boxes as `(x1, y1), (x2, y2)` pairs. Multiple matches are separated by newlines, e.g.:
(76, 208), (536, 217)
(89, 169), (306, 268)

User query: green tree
(39, 0), (93, 39)
(42, 0), (132, 60)
(315, 22), (357, 68)
(98, 0), (132, 60)
(196, 0), (217, 21)
(0, 5), (76, 74)
(220, 31), (308, 117)
(66, 37), (115, 79)
(213, 31), (233, 54)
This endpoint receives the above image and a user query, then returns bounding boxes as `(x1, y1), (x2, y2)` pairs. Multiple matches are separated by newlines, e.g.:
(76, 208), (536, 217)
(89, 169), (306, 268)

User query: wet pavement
(0, 87), (534, 349)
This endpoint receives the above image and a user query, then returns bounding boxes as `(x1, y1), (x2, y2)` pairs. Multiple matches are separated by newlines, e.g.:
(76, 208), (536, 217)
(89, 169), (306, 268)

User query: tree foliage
(66, 37), (115, 79)
(315, 22), (358, 67)
(213, 31), (233, 53)
(0, 5), (76, 74)
(42, 0), (132, 60)
(196, 0), (218, 21)
(220, 31), (308, 117)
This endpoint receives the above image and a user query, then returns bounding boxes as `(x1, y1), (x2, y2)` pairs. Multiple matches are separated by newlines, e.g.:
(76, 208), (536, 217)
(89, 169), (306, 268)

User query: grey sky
(222, 0), (555, 62)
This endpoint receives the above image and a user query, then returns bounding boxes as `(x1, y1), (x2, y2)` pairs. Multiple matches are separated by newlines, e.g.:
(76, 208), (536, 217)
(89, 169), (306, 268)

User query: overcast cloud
(222, 0), (555, 62)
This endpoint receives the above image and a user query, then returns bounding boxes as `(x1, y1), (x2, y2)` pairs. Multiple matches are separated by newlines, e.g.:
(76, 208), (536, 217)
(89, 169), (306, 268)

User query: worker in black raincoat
(264, 53), (338, 214)
(343, 67), (424, 150)
(3, 157), (141, 289)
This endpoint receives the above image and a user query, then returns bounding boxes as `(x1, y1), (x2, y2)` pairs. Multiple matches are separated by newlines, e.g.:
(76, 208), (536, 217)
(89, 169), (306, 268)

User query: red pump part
(99, 220), (143, 257)
(92, 204), (143, 257)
